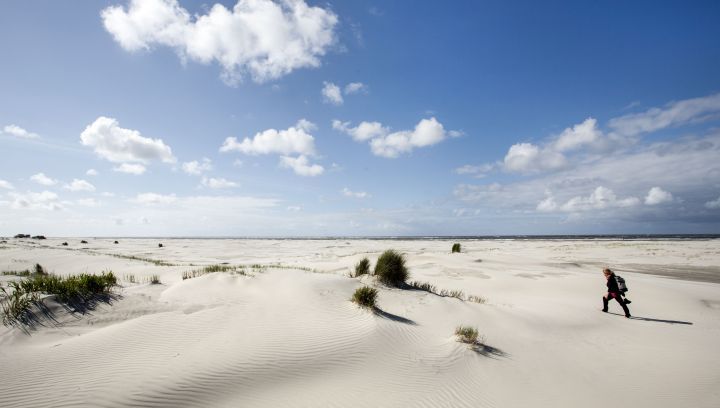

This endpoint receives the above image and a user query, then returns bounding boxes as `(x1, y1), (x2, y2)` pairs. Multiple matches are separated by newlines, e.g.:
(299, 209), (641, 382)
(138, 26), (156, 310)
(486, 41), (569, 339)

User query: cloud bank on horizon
(1, 0), (720, 236)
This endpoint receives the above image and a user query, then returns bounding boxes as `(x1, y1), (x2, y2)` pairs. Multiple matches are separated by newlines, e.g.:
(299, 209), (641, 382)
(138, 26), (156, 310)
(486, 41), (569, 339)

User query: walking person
(602, 268), (631, 318)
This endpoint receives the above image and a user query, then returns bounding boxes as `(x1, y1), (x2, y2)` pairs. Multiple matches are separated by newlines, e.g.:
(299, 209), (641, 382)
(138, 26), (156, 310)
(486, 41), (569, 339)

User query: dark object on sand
(32, 235), (46, 240)
(452, 243), (461, 253)
(114, 241), (119, 244)
(14, 234), (30, 239)
(81, 240), (88, 244)
(158, 243), (163, 248)
(61, 242), (68, 246)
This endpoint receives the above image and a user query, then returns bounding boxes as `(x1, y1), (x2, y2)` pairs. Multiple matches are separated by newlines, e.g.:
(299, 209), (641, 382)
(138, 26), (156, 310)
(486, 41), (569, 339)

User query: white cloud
(220, 119), (317, 156)
(132, 192), (177, 205)
(540, 187), (640, 213)
(65, 179), (96, 192)
(704, 196), (720, 209)
(114, 163), (147, 175)
(182, 158), (212, 175)
(286, 205), (301, 212)
(2, 124), (38, 139)
(30, 173), (57, 186)
(609, 92), (720, 137)
(332, 120), (387, 142)
(342, 187), (369, 198)
(503, 142), (566, 173)
(102, 0), (338, 85)
(6, 191), (62, 210)
(334, 117), (455, 158)
(552, 118), (602, 152)
(455, 163), (495, 177)
(344, 82), (367, 94)
(0, 180), (15, 190)
(279, 155), (324, 176)
(81, 116), (176, 164)
(86, 169), (99, 176)
(201, 177), (238, 189)
(644, 187), (673, 205)
(322, 82), (343, 105)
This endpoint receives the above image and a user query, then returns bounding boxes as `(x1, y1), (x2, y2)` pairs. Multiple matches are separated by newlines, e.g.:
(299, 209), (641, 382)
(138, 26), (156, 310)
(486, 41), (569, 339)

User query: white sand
(1, 238), (719, 407)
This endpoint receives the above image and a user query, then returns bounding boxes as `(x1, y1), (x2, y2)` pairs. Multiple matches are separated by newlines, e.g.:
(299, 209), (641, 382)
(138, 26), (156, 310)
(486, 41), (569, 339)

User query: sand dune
(1, 238), (719, 407)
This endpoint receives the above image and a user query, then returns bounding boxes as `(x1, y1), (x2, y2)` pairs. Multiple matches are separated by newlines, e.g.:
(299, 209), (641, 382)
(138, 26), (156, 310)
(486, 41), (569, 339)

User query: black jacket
(606, 275), (620, 294)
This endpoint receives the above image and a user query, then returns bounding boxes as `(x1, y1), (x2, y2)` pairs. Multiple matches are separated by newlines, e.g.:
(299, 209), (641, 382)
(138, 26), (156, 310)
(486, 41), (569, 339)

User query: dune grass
(352, 286), (378, 309)
(354, 257), (370, 277)
(409, 280), (485, 303)
(467, 295), (487, 304)
(123, 274), (137, 283)
(182, 264), (248, 280)
(1, 271), (117, 326)
(108, 253), (174, 266)
(2, 263), (46, 277)
(374, 250), (409, 287)
(147, 275), (161, 284)
(455, 326), (479, 344)
(452, 243), (461, 253)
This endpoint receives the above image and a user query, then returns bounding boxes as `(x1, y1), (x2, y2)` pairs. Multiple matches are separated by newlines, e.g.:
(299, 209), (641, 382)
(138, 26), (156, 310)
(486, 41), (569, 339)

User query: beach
(1, 238), (719, 407)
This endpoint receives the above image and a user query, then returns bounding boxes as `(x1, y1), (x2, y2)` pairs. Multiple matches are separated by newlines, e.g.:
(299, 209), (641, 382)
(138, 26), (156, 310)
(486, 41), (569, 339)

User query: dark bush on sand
(354, 257), (370, 277)
(452, 243), (461, 253)
(351, 286), (378, 308)
(374, 250), (408, 287)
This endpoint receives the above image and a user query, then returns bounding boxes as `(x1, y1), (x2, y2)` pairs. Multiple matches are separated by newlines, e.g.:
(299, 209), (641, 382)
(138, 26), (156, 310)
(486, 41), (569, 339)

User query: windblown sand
(1, 238), (719, 407)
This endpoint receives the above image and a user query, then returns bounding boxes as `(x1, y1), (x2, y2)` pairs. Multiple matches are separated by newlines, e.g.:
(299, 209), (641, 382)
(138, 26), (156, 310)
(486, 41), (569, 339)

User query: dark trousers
(603, 293), (630, 317)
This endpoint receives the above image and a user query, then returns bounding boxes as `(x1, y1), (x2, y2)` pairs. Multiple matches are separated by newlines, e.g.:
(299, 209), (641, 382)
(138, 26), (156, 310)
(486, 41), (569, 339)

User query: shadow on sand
(6, 293), (122, 335)
(608, 311), (693, 325)
(373, 308), (417, 325)
(471, 343), (509, 359)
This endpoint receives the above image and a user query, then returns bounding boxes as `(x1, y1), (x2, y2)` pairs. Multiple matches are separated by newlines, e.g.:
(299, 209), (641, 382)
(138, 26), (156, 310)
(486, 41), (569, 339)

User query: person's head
(603, 268), (614, 278)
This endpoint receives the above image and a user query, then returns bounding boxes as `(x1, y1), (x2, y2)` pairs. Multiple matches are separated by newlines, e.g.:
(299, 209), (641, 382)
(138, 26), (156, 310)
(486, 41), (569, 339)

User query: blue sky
(1, 0), (720, 236)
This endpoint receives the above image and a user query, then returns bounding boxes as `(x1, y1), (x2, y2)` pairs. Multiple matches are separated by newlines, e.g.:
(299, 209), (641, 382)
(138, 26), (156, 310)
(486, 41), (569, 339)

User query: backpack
(615, 275), (629, 293)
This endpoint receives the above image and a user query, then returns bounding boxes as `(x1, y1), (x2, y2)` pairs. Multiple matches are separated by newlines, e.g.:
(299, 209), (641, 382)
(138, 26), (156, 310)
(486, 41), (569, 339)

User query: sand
(0, 238), (719, 407)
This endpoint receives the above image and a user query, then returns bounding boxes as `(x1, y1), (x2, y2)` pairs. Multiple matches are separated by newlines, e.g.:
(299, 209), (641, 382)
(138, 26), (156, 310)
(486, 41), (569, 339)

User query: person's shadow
(607, 312), (693, 325)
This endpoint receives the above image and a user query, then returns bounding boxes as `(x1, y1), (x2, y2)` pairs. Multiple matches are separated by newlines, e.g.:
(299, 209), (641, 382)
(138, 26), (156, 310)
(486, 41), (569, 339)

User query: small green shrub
(374, 250), (408, 287)
(352, 286), (378, 308)
(354, 257), (370, 277)
(34, 263), (46, 275)
(452, 243), (461, 253)
(455, 326), (479, 344)
(148, 275), (161, 285)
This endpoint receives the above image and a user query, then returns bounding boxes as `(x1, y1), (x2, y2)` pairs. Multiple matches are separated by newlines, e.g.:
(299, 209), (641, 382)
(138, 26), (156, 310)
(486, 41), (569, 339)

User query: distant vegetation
(354, 257), (370, 277)
(409, 280), (485, 303)
(352, 286), (378, 309)
(452, 243), (461, 253)
(374, 250), (408, 287)
(182, 264), (248, 280)
(147, 275), (161, 285)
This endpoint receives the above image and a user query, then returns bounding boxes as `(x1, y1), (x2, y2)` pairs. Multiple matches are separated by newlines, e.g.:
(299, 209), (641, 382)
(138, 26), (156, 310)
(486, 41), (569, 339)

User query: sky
(1, 0), (720, 237)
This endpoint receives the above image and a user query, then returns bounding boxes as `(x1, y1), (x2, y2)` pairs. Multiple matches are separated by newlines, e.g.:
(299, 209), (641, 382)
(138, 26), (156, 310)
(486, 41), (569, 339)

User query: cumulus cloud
(114, 163), (147, 175)
(322, 82), (343, 105)
(344, 82), (367, 94)
(6, 191), (62, 210)
(86, 169), (99, 176)
(102, 0), (338, 85)
(182, 158), (212, 175)
(132, 192), (177, 205)
(81, 116), (176, 164)
(0, 180), (15, 190)
(609, 92), (720, 137)
(551, 118), (603, 152)
(503, 142), (566, 173)
(644, 187), (673, 205)
(2, 124), (39, 139)
(704, 196), (720, 209)
(220, 119), (317, 156)
(201, 177), (238, 189)
(455, 163), (495, 178)
(342, 187), (369, 198)
(279, 155), (324, 176)
(538, 186), (640, 213)
(334, 117), (456, 158)
(30, 173), (57, 186)
(65, 179), (96, 192)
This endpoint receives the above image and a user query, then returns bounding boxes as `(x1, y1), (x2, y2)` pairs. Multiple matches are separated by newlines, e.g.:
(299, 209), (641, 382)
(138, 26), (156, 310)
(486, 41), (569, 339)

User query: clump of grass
(34, 263), (46, 275)
(182, 264), (247, 280)
(455, 326), (479, 344)
(80, 240), (88, 244)
(409, 280), (437, 293)
(123, 274), (137, 283)
(439, 289), (465, 300)
(452, 243), (461, 253)
(1, 284), (39, 326)
(354, 257), (370, 277)
(351, 286), (378, 309)
(108, 253), (174, 266)
(374, 250), (409, 287)
(2, 269), (31, 277)
(468, 295), (486, 304)
(147, 275), (161, 285)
